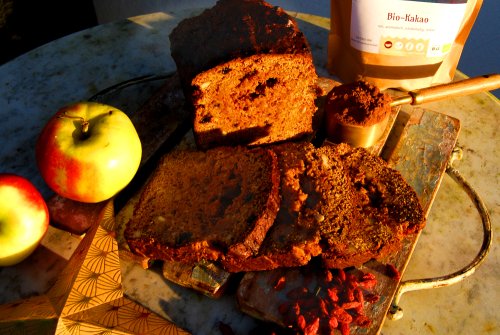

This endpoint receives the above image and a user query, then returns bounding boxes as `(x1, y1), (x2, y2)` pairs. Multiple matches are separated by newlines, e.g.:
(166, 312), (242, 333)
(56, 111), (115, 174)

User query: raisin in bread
(169, 0), (318, 149)
(124, 146), (280, 263)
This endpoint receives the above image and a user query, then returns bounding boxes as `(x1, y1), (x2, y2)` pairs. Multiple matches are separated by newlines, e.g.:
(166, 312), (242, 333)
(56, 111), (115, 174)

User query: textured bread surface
(192, 54), (317, 148)
(320, 143), (426, 268)
(169, 0), (318, 149)
(124, 146), (280, 263)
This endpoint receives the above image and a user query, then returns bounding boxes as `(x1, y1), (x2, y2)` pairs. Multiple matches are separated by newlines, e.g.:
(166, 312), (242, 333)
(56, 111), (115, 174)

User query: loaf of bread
(169, 0), (318, 149)
(124, 146), (281, 264)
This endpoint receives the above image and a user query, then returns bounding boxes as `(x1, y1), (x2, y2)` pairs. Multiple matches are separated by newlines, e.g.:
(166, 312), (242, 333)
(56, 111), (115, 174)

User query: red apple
(36, 102), (142, 203)
(0, 174), (50, 266)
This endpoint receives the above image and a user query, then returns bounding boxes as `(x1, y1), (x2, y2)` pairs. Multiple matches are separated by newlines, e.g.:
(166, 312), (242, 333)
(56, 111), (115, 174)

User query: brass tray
(0, 73), (491, 335)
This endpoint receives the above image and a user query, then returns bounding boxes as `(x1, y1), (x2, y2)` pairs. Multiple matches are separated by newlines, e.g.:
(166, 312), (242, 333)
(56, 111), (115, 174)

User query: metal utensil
(390, 73), (500, 107)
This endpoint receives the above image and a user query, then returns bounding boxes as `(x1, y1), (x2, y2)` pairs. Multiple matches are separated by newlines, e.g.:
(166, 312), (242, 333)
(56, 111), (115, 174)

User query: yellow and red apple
(0, 173), (50, 266)
(36, 102), (142, 203)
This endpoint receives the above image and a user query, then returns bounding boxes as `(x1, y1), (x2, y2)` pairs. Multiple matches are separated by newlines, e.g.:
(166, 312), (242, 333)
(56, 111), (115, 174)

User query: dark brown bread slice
(221, 142), (360, 272)
(169, 0), (318, 149)
(319, 143), (426, 268)
(124, 146), (280, 264)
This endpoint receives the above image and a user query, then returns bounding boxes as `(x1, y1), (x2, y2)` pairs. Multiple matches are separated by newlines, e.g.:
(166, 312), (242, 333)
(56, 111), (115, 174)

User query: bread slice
(124, 146), (280, 263)
(170, 0), (313, 91)
(319, 143), (426, 268)
(191, 54), (318, 148)
(221, 142), (321, 271)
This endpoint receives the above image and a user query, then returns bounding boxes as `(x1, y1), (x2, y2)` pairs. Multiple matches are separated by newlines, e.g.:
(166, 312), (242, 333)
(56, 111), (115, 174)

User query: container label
(350, 0), (467, 58)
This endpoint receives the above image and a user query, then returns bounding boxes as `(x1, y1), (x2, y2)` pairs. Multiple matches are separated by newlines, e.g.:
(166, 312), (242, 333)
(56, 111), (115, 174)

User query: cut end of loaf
(192, 54), (318, 148)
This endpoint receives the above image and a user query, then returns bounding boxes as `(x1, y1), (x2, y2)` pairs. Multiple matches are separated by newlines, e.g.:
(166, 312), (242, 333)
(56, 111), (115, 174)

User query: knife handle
(391, 73), (500, 106)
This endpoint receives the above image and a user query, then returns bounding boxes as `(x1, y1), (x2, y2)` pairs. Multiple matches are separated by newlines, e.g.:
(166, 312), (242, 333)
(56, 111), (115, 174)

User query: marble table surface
(0, 7), (498, 335)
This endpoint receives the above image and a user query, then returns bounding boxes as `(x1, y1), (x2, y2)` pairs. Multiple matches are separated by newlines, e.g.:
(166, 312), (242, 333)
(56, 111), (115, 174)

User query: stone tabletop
(0, 8), (498, 335)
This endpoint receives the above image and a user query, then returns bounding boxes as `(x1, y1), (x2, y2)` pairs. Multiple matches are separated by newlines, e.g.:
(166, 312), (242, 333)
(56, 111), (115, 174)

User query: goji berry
(341, 301), (362, 310)
(361, 272), (376, 281)
(297, 314), (307, 331)
(354, 287), (364, 304)
(273, 275), (286, 291)
(385, 263), (401, 280)
(291, 301), (301, 316)
(303, 317), (320, 335)
(338, 269), (347, 282)
(339, 322), (351, 335)
(346, 273), (359, 288)
(328, 315), (338, 329)
(333, 307), (353, 324)
(323, 269), (333, 283)
(318, 298), (329, 316)
(348, 287), (357, 301)
(358, 278), (377, 289)
(355, 314), (372, 328)
(327, 287), (339, 302)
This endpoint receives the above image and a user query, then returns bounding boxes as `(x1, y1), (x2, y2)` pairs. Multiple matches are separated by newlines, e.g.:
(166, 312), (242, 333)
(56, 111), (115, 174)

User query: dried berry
(333, 307), (353, 324)
(341, 301), (362, 310)
(318, 298), (329, 316)
(303, 317), (320, 335)
(328, 315), (338, 330)
(274, 275), (287, 291)
(327, 287), (339, 302)
(385, 263), (401, 280)
(355, 314), (372, 328)
(339, 322), (350, 335)
(297, 314), (307, 331)
(279, 267), (379, 335)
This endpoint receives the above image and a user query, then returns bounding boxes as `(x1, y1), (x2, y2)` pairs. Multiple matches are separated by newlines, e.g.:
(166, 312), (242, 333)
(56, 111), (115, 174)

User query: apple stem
(58, 112), (90, 136)
(81, 120), (90, 134)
